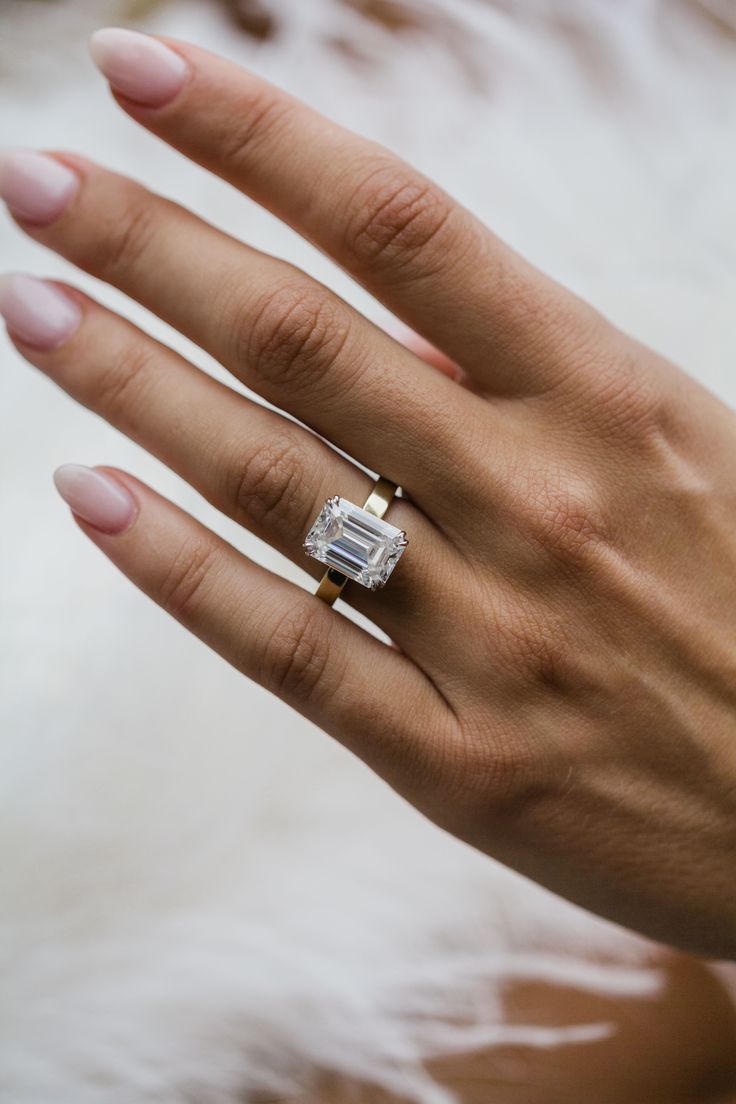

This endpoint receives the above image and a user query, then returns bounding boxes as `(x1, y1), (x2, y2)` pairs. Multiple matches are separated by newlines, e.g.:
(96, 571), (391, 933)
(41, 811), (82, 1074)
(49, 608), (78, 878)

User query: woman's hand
(2, 29), (735, 959)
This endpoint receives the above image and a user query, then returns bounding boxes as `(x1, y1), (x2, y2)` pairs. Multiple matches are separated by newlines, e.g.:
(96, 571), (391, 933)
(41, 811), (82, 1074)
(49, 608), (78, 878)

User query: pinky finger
(52, 464), (448, 778)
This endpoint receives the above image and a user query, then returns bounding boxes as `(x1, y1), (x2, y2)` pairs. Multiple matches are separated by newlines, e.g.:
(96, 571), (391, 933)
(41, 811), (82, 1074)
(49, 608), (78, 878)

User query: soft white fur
(1, 1), (734, 1100)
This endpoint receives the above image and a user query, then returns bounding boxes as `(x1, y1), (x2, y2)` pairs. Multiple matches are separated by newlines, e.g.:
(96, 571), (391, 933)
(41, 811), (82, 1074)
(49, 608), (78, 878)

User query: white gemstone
(304, 496), (407, 589)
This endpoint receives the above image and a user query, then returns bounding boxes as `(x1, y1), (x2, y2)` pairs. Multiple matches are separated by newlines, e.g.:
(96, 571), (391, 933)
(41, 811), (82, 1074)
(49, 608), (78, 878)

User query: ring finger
(0, 273), (447, 640)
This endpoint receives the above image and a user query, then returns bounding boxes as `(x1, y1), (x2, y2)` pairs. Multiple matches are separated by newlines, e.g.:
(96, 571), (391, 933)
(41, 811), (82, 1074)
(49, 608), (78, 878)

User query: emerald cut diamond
(304, 495), (408, 590)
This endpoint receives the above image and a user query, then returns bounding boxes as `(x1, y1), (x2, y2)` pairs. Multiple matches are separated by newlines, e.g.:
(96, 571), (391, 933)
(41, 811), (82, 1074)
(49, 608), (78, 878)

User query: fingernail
(54, 465), (138, 535)
(0, 149), (79, 225)
(89, 28), (188, 107)
(0, 273), (82, 350)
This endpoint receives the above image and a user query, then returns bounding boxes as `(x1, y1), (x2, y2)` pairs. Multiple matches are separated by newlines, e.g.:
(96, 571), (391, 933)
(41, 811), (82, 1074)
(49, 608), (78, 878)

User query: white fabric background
(1, 2), (735, 1101)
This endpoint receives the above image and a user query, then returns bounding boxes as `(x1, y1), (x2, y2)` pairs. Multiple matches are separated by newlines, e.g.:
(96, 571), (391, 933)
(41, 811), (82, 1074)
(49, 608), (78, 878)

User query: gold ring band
(313, 477), (401, 606)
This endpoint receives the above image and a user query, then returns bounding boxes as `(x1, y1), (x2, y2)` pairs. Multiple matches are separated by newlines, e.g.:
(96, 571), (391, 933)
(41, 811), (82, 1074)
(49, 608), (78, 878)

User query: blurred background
(1, 2), (736, 1102)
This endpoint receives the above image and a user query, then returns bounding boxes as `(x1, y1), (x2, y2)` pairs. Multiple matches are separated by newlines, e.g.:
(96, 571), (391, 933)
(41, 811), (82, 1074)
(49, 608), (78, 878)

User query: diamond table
(304, 496), (408, 590)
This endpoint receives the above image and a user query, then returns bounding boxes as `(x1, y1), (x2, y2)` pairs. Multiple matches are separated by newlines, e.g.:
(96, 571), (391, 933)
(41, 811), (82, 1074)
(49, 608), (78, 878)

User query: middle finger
(8, 151), (488, 517)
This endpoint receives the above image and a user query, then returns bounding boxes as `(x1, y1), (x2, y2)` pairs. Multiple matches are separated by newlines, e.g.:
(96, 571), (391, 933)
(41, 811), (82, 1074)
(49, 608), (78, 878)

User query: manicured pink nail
(0, 149), (79, 225)
(89, 28), (188, 107)
(0, 274), (81, 350)
(54, 465), (137, 535)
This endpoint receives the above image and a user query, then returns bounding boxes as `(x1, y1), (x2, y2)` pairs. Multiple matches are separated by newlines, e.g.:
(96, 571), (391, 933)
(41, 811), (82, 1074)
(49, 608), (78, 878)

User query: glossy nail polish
(89, 28), (188, 107)
(53, 465), (137, 534)
(0, 273), (81, 350)
(0, 149), (78, 225)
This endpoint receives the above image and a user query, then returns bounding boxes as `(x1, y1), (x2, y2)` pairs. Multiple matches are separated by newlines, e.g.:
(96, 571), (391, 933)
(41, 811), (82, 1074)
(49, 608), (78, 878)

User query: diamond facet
(304, 496), (407, 590)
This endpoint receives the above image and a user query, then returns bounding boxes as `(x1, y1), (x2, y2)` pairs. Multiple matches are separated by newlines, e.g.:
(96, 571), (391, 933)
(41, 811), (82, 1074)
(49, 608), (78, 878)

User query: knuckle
(261, 602), (334, 705)
(490, 277), (605, 393)
(584, 348), (665, 442)
(392, 720), (476, 819)
(244, 283), (351, 392)
(479, 593), (568, 692)
(158, 538), (220, 620)
(501, 612), (579, 695)
(457, 713), (553, 817)
(228, 433), (312, 537)
(218, 91), (291, 169)
(94, 340), (155, 419)
(516, 467), (610, 571)
(98, 193), (159, 280)
(343, 160), (453, 271)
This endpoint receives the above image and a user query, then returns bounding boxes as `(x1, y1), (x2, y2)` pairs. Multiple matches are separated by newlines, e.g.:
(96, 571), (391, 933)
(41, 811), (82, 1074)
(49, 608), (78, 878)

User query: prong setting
(305, 495), (408, 589)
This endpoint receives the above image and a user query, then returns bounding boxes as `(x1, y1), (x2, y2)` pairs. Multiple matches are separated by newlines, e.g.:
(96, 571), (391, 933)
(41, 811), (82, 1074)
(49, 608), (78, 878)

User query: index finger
(89, 28), (600, 396)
